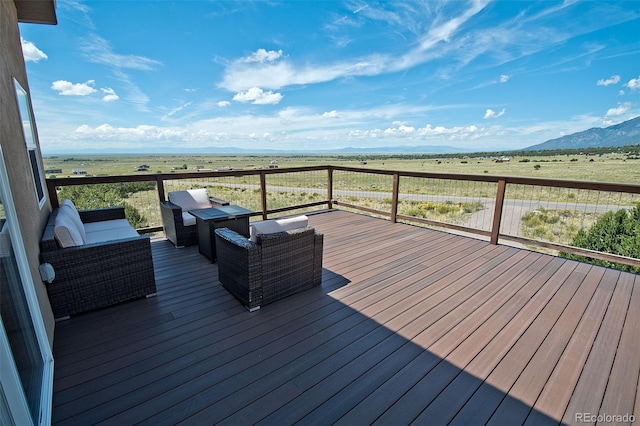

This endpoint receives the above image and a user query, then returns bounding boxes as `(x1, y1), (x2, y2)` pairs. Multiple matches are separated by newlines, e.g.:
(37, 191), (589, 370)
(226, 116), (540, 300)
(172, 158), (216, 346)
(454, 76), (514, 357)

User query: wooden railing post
(327, 167), (333, 209)
(47, 179), (59, 208)
(391, 172), (400, 223)
(490, 179), (507, 245)
(156, 174), (166, 202)
(260, 171), (268, 220)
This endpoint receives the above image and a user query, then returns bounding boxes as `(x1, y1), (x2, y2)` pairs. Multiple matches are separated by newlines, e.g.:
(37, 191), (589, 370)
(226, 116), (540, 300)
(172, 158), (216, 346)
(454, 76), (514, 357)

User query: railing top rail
(46, 165), (330, 186)
(329, 165), (640, 194)
(46, 164), (640, 195)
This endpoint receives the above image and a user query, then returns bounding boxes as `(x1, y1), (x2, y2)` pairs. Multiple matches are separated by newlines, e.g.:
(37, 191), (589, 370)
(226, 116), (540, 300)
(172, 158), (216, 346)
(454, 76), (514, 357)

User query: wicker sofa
(40, 201), (156, 319)
(160, 188), (229, 247)
(214, 215), (323, 311)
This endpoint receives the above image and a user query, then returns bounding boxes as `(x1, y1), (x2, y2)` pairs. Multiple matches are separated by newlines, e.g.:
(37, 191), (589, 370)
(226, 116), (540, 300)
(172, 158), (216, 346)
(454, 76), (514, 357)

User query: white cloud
(499, 74), (510, 83)
(416, 124), (482, 139)
(322, 110), (340, 118)
(605, 102), (631, 117)
(21, 38), (48, 62)
(483, 108), (506, 119)
(220, 54), (387, 92)
(384, 125), (416, 136)
(51, 80), (97, 96)
(416, 1), (489, 51)
(597, 75), (621, 86)
(626, 76), (640, 92)
(80, 35), (161, 70)
(101, 87), (119, 102)
(161, 102), (193, 120)
(73, 124), (185, 141)
(47, 102), (619, 152)
(220, 2), (490, 92)
(348, 123), (485, 141)
(232, 87), (283, 105)
(217, 101), (231, 107)
(112, 69), (150, 109)
(244, 49), (283, 63)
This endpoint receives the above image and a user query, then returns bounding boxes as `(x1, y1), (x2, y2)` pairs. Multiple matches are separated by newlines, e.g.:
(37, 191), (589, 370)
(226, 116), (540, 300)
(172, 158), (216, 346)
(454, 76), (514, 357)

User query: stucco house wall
(1, 0), (55, 345)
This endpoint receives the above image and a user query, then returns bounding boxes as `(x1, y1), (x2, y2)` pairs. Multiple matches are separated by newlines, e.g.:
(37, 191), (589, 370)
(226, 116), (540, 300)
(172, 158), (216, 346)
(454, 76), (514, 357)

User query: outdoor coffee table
(188, 205), (254, 262)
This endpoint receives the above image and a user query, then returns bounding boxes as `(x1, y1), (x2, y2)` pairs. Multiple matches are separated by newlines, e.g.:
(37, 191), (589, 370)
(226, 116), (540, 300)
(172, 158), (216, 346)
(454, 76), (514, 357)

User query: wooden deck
(50, 209), (640, 425)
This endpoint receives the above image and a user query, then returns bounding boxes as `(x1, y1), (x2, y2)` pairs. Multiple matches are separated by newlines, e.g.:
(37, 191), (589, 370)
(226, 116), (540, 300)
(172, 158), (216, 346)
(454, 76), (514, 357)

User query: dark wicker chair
(214, 226), (323, 311)
(160, 191), (229, 247)
(40, 207), (156, 319)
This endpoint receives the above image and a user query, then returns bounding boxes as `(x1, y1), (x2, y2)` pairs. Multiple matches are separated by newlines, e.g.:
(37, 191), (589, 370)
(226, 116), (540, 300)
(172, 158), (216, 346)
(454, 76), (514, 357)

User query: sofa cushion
(60, 199), (86, 241)
(54, 213), (85, 247)
(182, 212), (196, 227)
(250, 215), (309, 242)
(83, 219), (133, 233)
(168, 189), (211, 212)
(84, 226), (140, 244)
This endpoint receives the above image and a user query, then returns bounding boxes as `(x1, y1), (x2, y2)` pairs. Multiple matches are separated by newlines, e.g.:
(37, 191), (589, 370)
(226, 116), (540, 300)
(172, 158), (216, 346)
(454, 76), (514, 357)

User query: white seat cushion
(182, 212), (196, 226)
(250, 215), (309, 242)
(83, 219), (132, 233)
(168, 189), (211, 212)
(84, 226), (140, 244)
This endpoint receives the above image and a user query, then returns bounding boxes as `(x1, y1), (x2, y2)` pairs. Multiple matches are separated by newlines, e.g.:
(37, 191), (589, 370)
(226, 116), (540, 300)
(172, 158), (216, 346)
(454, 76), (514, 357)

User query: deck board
(50, 209), (640, 425)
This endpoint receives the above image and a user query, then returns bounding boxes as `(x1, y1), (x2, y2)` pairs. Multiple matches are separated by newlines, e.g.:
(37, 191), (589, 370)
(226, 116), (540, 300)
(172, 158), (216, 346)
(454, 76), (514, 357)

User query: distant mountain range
(523, 116), (640, 151)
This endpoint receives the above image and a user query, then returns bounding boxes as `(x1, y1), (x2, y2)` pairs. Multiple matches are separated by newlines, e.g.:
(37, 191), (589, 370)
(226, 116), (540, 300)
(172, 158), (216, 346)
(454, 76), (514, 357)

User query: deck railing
(46, 165), (640, 270)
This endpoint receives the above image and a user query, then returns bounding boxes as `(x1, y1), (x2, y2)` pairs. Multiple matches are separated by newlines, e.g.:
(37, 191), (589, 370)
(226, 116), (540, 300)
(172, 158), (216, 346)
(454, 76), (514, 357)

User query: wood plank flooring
(50, 209), (640, 425)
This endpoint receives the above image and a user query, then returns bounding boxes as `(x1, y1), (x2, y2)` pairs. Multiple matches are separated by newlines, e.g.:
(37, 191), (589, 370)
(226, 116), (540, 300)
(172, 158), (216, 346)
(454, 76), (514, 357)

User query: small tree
(561, 203), (640, 273)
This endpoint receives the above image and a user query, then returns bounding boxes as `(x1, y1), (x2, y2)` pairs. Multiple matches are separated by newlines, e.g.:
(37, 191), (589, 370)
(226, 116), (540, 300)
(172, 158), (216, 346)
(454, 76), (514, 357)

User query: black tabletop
(188, 205), (254, 221)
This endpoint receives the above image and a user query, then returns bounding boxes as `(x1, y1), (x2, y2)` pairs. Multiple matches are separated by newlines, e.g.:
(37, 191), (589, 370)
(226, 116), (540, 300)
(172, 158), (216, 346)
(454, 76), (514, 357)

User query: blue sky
(19, 0), (640, 153)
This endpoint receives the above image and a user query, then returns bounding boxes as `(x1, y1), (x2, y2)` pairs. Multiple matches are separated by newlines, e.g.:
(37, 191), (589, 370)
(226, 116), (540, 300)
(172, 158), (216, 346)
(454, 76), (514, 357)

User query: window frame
(13, 79), (46, 209)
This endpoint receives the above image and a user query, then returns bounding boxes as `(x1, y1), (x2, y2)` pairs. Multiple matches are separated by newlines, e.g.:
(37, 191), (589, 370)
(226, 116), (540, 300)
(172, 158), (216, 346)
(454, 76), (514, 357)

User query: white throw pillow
(250, 215), (309, 242)
(54, 212), (85, 247)
(60, 199), (86, 241)
(168, 189), (211, 212)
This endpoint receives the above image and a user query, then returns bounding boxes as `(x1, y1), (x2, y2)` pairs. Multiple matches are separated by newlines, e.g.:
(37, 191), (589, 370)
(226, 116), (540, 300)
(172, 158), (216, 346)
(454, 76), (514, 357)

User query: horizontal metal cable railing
(46, 165), (640, 270)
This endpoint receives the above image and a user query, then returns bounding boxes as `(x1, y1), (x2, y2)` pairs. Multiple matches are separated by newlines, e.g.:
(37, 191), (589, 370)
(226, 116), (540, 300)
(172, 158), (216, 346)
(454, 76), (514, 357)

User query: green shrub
(561, 203), (640, 273)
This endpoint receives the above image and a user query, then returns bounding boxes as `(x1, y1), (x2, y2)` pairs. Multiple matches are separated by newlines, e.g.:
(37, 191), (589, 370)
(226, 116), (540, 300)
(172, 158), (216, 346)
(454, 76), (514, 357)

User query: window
(14, 79), (46, 207)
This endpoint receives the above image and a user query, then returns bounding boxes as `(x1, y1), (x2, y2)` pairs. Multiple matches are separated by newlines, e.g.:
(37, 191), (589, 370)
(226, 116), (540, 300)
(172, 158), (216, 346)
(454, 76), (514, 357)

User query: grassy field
(42, 151), (640, 183)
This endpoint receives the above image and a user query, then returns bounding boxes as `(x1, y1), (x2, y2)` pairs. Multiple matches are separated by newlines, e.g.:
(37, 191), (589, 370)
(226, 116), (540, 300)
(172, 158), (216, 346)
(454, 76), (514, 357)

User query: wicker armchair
(160, 189), (229, 247)
(40, 207), (156, 319)
(215, 226), (323, 311)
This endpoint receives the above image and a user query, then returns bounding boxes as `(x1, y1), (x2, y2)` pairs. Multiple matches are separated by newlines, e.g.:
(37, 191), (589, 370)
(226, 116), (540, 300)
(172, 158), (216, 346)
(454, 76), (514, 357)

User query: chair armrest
(160, 200), (182, 212)
(214, 227), (258, 251)
(209, 196), (230, 206)
(79, 207), (126, 223)
(160, 200), (184, 224)
(214, 228), (262, 310)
